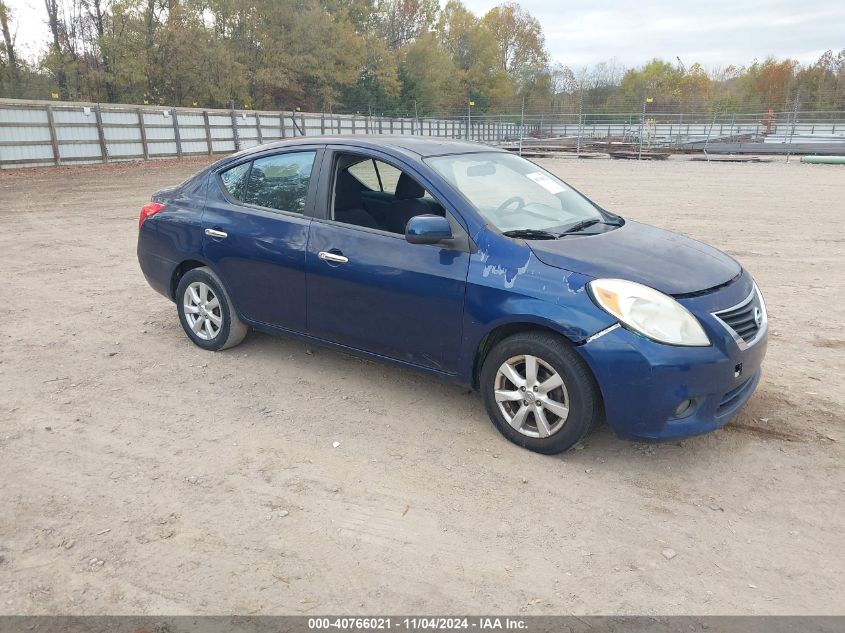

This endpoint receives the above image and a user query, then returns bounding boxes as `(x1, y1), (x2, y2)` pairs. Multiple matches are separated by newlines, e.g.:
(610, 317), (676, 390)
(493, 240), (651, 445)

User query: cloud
(460, 0), (844, 69)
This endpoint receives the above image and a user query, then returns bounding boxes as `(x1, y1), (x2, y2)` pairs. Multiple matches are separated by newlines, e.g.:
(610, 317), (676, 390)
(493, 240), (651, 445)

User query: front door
(305, 150), (470, 374)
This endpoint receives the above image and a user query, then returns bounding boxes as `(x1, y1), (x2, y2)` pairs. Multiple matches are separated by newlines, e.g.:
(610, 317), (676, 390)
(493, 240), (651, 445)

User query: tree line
(0, 0), (843, 116)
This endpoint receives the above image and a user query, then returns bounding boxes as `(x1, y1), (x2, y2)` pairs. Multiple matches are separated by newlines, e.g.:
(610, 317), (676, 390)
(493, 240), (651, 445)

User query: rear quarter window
(375, 161), (402, 194)
(348, 159), (379, 190)
(347, 158), (403, 194)
(219, 162), (250, 200)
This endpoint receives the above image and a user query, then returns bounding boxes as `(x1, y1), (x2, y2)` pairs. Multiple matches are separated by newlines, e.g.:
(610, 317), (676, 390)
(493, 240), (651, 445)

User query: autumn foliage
(0, 0), (842, 115)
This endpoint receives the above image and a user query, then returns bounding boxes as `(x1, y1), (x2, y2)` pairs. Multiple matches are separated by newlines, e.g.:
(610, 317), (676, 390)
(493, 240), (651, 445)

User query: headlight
(588, 278), (710, 346)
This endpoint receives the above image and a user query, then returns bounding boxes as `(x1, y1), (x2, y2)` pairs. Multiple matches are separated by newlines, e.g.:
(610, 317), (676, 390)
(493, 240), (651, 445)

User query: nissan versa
(137, 137), (768, 454)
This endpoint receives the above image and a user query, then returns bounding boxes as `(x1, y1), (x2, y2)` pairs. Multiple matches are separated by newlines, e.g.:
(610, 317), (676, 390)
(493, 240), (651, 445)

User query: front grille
(712, 286), (765, 348)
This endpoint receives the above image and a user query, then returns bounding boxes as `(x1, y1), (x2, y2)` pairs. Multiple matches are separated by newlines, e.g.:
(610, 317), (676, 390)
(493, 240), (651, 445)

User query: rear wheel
(480, 332), (601, 454)
(176, 266), (247, 351)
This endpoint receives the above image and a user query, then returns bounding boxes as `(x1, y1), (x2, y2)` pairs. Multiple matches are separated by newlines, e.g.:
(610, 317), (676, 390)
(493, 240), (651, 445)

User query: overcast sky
(5, 0), (843, 69)
(462, 0), (843, 69)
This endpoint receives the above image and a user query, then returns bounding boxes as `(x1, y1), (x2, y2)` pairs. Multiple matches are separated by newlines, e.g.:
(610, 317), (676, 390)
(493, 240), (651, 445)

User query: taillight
(139, 202), (166, 230)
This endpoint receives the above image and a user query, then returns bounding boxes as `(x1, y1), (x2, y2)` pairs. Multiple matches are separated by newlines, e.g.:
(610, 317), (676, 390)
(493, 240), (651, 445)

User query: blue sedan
(137, 137), (768, 453)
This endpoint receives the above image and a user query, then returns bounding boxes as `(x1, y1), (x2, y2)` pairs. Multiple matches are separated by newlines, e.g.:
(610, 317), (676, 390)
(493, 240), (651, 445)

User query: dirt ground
(0, 153), (843, 616)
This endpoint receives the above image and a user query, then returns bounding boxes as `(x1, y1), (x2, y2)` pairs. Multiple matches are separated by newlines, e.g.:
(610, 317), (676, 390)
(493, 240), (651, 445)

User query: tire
(480, 331), (601, 454)
(175, 266), (248, 351)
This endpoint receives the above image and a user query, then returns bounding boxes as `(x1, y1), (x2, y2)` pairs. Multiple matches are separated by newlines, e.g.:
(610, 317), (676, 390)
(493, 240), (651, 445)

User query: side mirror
(405, 214), (453, 245)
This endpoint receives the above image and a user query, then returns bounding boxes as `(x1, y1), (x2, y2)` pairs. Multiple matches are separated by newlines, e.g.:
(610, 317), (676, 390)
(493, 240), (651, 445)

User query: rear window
(244, 152), (315, 213)
(218, 151), (316, 214)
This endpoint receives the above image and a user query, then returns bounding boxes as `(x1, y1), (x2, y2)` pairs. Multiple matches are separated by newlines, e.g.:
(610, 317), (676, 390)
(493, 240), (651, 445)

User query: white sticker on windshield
(526, 171), (566, 194)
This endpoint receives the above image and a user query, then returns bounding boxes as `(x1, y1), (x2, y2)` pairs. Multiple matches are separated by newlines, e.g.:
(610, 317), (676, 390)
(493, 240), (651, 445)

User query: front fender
(458, 235), (616, 383)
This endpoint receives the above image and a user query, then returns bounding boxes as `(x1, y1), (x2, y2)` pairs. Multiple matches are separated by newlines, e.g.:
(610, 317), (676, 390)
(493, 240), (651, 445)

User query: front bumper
(575, 278), (768, 441)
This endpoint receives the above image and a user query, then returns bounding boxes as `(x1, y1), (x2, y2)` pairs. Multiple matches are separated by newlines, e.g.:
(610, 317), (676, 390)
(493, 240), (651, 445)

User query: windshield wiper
(501, 228), (560, 240)
(559, 218), (602, 234)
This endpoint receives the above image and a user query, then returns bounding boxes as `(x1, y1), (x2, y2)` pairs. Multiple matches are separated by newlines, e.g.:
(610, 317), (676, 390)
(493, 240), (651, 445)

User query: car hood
(527, 220), (741, 295)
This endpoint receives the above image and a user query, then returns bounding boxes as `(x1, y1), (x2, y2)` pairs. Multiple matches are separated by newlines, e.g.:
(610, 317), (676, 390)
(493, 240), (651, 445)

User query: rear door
(202, 147), (322, 331)
(305, 147), (471, 374)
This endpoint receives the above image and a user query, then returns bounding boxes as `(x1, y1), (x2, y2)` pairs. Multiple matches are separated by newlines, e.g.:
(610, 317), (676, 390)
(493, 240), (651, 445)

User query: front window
(426, 152), (613, 236)
(331, 153), (447, 235)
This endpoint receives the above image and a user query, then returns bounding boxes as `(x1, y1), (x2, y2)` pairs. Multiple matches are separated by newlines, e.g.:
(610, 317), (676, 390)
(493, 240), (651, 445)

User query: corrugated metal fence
(3, 98), (844, 168)
(0, 98), (521, 169)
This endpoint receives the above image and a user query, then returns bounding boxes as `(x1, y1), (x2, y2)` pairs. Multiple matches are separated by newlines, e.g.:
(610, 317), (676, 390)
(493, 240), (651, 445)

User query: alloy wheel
(494, 354), (570, 438)
(183, 281), (223, 341)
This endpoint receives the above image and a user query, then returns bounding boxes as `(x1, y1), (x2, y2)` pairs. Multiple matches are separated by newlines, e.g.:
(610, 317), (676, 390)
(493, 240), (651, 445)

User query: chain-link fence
(489, 109), (845, 160)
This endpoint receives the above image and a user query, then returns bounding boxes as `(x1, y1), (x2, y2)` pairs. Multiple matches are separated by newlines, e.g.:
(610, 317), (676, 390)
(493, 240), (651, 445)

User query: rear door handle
(318, 251), (349, 264)
(204, 228), (228, 239)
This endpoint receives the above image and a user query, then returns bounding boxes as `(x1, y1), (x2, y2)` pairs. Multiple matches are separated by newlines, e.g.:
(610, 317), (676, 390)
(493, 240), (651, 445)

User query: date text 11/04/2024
(307, 617), (527, 630)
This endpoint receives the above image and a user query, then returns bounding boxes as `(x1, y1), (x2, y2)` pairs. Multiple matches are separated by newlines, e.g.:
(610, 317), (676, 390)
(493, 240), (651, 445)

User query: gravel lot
(0, 154), (843, 615)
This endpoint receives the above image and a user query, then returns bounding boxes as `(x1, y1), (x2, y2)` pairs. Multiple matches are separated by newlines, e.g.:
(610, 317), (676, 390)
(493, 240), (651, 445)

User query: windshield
(426, 152), (607, 234)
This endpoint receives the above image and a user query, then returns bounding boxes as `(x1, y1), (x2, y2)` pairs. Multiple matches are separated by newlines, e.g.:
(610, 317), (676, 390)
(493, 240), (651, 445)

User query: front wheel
(176, 266), (247, 351)
(480, 332), (601, 454)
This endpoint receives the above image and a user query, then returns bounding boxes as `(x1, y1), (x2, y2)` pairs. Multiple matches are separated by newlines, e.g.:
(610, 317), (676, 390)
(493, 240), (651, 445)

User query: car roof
(231, 135), (506, 159)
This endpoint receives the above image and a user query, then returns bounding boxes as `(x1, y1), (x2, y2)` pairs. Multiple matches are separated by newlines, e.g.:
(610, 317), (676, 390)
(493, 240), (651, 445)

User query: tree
(795, 50), (845, 111)
(0, 1), (21, 96)
(679, 63), (712, 110)
(377, 0), (438, 50)
(741, 57), (798, 111)
(399, 31), (461, 113)
(618, 58), (683, 111)
(85, 0), (116, 101)
(340, 34), (402, 114)
(2, 0), (837, 120)
(437, 0), (510, 108)
(481, 2), (546, 89)
(44, 0), (69, 98)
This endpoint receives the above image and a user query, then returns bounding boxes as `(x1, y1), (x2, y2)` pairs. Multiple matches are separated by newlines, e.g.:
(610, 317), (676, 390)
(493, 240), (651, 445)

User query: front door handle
(204, 228), (228, 239)
(318, 251), (349, 264)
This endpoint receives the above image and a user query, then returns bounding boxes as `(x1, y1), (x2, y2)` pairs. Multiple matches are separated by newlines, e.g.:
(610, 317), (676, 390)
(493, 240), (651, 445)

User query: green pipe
(800, 155), (845, 164)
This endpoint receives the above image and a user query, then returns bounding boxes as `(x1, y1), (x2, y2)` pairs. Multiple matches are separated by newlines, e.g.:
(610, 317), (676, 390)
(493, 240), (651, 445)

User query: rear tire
(176, 266), (247, 351)
(480, 331), (601, 454)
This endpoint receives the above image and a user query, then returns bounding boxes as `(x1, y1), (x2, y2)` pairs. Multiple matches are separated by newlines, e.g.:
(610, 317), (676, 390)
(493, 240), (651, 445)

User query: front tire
(176, 266), (247, 351)
(480, 332), (601, 454)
